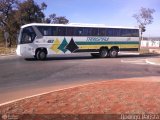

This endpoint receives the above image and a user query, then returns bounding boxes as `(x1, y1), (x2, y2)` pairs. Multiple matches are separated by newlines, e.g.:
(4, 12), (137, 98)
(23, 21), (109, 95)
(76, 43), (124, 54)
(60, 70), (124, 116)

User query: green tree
(0, 0), (47, 47)
(0, 0), (18, 47)
(46, 13), (69, 24)
(133, 7), (155, 37)
(0, 0), (18, 27)
(0, 29), (3, 45)
(16, 0), (47, 25)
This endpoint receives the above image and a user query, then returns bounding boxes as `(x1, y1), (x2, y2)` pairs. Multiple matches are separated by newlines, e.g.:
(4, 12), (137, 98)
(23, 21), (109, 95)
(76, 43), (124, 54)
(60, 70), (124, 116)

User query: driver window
(21, 27), (36, 44)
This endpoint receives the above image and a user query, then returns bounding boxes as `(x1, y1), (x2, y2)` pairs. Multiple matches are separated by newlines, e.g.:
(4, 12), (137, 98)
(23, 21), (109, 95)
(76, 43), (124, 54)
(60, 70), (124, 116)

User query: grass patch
(0, 42), (16, 55)
(0, 47), (16, 55)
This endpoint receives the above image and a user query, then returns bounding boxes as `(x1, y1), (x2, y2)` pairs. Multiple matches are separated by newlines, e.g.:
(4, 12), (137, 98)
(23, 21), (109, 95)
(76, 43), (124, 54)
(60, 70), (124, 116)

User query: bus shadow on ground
(117, 54), (159, 58)
(25, 54), (159, 61)
(25, 56), (94, 61)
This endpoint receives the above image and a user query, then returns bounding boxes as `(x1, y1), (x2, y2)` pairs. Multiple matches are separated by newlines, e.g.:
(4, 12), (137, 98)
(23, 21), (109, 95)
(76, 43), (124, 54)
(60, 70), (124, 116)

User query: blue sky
(35, 0), (160, 37)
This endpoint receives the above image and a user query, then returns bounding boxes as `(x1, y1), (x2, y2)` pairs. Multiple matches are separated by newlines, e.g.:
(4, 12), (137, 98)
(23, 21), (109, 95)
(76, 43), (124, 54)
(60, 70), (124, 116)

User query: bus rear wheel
(99, 48), (108, 58)
(109, 49), (118, 58)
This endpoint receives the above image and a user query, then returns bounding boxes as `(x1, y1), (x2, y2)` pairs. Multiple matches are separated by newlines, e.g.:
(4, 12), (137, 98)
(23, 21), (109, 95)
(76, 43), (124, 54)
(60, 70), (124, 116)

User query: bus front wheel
(36, 50), (47, 60)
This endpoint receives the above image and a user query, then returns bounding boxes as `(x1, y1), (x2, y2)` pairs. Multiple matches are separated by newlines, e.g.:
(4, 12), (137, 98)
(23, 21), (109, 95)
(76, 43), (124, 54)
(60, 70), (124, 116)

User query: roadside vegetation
(0, 0), (69, 54)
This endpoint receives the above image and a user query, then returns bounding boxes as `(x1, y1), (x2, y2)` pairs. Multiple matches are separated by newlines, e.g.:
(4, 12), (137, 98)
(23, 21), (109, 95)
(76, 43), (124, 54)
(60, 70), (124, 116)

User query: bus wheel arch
(99, 47), (108, 58)
(109, 46), (119, 58)
(35, 48), (48, 60)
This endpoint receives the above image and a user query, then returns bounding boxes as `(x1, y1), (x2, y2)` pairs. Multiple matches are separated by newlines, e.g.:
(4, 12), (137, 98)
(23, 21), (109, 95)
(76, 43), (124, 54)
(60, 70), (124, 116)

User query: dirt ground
(0, 77), (160, 120)
(0, 47), (16, 55)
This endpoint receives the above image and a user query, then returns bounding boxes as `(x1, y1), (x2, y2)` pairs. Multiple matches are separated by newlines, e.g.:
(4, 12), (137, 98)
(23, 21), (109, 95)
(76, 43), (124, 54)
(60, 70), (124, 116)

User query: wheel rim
(112, 51), (116, 56)
(39, 51), (46, 60)
(100, 48), (107, 57)
(110, 50), (117, 57)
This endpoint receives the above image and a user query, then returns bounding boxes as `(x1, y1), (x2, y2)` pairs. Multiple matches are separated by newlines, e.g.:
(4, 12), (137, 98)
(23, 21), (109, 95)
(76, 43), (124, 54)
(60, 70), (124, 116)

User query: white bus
(16, 23), (140, 60)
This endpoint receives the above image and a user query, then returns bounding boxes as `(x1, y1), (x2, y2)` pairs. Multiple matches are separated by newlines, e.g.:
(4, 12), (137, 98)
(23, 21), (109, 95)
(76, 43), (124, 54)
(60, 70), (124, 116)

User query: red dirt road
(0, 76), (160, 119)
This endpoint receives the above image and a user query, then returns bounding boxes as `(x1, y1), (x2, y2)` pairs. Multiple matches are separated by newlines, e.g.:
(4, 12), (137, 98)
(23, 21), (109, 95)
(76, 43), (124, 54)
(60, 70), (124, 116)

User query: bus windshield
(20, 26), (36, 44)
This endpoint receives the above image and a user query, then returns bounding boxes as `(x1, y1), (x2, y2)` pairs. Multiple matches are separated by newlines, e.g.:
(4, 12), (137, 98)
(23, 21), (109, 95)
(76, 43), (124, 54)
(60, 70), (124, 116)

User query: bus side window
(115, 29), (121, 36)
(44, 29), (47, 36)
(45, 27), (52, 36)
(66, 27), (74, 36)
(99, 28), (106, 36)
(37, 26), (53, 36)
(52, 26), (57, 36)
(106, 28), (114, 36)
(88, 28), (92, 36)
(58, 27), (66, 36)
(120, 29), (139, 37)
(83, 28), (92, 36)
(75, 27), (83, 36)
(132, 29), (139, 37)
(83, 28), (87, 36)
(107, 28), (122, 37)
(92, 28), (98, 36)
(121, 29), (127, 37)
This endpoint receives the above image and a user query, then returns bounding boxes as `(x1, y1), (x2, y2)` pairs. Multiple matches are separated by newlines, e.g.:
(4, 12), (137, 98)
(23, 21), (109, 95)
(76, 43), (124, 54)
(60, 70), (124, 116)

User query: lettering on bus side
(48, 40), (54, 43)
(86, 37), (109, 42)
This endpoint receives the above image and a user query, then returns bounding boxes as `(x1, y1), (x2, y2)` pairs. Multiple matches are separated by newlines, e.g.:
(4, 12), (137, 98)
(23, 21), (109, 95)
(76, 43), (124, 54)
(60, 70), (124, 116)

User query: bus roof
(21, 23), (139, 29)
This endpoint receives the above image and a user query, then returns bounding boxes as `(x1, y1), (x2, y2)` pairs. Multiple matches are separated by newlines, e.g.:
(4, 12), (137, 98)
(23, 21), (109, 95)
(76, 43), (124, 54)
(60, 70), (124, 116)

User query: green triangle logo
(58, 38), (68, 53)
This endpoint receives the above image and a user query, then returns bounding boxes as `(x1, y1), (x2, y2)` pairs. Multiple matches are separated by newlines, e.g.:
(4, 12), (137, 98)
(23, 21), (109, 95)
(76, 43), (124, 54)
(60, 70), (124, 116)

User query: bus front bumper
(16, 45), (35, 58)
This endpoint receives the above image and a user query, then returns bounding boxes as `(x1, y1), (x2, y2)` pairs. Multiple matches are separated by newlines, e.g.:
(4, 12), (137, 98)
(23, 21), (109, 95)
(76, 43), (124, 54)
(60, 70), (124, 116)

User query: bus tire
(91, 53), (99, 58)
(38, 50), (47, 60)
(99, 48), (108, 58)
(109, 49), (118, 58)
(35, 50), (40, 60)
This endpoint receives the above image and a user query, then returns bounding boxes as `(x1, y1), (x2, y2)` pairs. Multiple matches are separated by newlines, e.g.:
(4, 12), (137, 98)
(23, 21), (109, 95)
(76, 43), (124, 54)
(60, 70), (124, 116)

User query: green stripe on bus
(75, 41), (139, 45)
